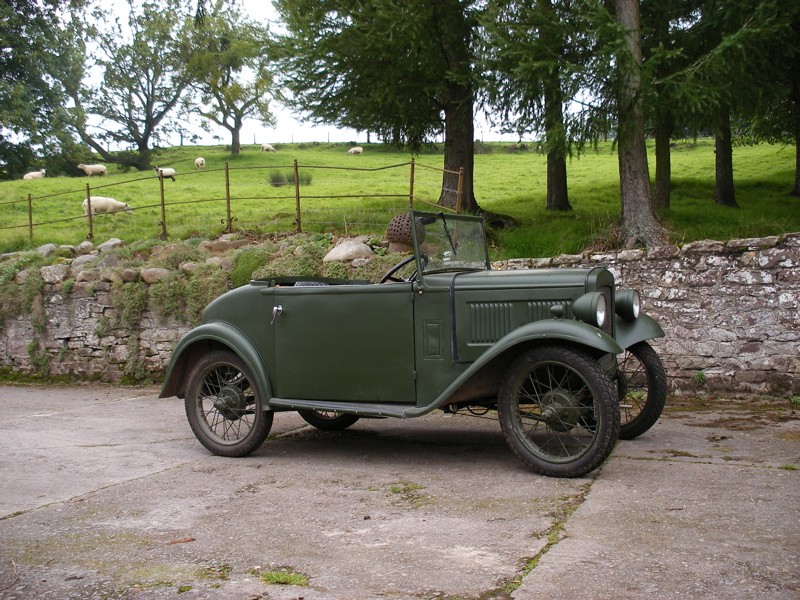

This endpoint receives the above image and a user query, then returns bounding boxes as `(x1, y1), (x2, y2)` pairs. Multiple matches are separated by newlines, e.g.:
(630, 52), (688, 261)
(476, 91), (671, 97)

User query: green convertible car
(161, 210), (667, 478)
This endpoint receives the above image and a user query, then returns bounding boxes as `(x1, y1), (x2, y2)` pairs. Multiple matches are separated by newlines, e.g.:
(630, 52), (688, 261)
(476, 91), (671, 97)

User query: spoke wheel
(498, 346), (620, 478)
(617, 341), (667, 440)
(185, 350), (273, 457)
(298, 410), (360, 431)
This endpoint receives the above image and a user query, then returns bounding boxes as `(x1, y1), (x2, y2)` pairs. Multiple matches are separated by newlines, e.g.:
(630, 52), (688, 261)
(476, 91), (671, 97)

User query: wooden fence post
(85, 184), (94, 241)
(455, 167), (464, 214)
(223, 162), (235, 233)
(293, 159), (302, 233)
(158, 172), (168, 240)
(26, 194), (33, 243)
(408, 158), (415, 209)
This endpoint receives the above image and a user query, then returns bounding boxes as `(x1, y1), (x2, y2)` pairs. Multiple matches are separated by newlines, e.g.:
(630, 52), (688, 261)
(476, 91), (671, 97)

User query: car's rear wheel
(617, 341), (667, 440)
(298, 410), (360, 431)
(497, 345), (620, 478)
(184, 350), (273, 457)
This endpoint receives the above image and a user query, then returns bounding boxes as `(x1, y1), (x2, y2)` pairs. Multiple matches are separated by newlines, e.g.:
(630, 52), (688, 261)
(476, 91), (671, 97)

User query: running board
(268, 398), (425, 419)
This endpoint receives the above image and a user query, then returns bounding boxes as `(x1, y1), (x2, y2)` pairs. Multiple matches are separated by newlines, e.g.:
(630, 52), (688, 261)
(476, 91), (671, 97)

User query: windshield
(412, 211), (490, 274)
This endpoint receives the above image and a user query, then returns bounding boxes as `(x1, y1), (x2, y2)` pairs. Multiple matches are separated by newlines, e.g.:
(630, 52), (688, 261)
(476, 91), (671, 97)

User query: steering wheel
(379, 255), (417, 283)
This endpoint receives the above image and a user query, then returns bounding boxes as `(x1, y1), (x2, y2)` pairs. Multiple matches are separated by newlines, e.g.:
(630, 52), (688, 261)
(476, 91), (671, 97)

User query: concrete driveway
(0, 385), (798, 599)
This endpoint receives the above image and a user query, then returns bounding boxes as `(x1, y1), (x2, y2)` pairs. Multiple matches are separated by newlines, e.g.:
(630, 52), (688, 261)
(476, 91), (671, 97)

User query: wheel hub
(540, 388), (580, 432)
(213, 386), (248, 421)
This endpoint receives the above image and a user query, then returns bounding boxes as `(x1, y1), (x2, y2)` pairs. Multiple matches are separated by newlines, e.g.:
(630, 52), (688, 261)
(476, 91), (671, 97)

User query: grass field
(1, 139), (797, 260)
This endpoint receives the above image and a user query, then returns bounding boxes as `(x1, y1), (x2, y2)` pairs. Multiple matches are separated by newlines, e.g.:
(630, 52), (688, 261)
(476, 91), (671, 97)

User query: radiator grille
(468, 302), (512, 343)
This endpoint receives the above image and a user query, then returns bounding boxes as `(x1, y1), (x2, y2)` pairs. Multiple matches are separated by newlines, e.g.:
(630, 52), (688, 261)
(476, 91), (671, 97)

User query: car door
(270, 282), (416, 403)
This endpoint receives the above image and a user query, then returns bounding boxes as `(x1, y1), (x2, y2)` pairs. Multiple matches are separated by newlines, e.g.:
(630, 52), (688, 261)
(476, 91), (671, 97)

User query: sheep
(261, 143), (277, 152)
(82, 196), (132, 216)
(22, 169), (46, 180)
(77, 163), (108, 177)
(154, 166), (176, 181)
(194, 157), (205, 170)
(346, 147), (364, 155)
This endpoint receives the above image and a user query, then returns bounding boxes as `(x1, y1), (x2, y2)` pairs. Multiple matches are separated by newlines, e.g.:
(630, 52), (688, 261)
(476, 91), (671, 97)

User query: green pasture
(1, 140), (797, 260)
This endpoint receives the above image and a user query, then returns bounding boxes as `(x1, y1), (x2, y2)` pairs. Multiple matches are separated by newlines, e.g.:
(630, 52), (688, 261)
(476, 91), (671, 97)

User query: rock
(40, 264), (70, 284)
(199, 239), (250, 253)
(323, 239), (374, 263)
(140, 267), (172, 284)
(71, 254), (98, 271)
(98, 238), (124, 253)
(36, 243), (59, 257)
(120, 269), (140, 283)
(76, 241), (94, 255)
(206, 256), (233, 271)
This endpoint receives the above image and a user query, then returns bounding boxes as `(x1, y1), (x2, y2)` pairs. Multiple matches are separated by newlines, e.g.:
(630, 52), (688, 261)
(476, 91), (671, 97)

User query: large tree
(63, 0), (197, 171)
(188, 0), (275, 154)
(614, 0), (668, 247)
(272, 0), (487, 216)
(0, 0), (86, 179)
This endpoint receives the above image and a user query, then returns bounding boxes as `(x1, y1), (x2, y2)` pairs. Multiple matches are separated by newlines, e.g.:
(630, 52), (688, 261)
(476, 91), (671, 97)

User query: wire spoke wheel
(185, 350), (273, 457)
(498, 346), (619, 478)
(617, 341), (667, 440)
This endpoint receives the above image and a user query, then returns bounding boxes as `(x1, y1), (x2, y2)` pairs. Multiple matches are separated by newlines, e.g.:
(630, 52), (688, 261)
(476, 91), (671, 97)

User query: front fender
(159, 321), (272, 404)
(614, 313), (665, 350)
(407, 319), (623, 417)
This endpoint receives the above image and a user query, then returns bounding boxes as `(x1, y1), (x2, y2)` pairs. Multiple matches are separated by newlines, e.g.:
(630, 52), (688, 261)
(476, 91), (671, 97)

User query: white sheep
(77, 163), (108, 177)
(82, 196), (132, 216)
(261, 143), (277, 152)
(154, 166), (176, 181)
(22, 169), (46, 180)
(195, 157), (205, 170)
(346, 147), (364, 155)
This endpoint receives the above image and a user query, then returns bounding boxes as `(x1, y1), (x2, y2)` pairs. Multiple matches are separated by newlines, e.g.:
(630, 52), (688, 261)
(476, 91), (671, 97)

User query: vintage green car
(161, 210), (666, 478)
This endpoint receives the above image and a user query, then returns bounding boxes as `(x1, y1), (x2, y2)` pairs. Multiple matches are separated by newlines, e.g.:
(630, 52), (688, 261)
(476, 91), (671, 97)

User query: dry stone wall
(1, 233), (798, 396)
(495, 233), (800, 396)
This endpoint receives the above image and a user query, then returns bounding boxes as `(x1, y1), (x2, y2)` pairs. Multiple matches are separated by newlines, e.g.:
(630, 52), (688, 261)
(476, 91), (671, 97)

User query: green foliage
(186, 265), (230, 323)
(258, 569), (309, 587)
(27, 338), (51, 376)
(148, 273), (188, 323)
(693, 371), (706, 385)
(111, 281), (148, 330)
(231, 245), (277, 288)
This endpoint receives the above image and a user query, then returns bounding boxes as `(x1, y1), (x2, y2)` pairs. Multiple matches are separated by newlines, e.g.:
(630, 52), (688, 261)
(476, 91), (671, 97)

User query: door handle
(271, 304), (283, 325)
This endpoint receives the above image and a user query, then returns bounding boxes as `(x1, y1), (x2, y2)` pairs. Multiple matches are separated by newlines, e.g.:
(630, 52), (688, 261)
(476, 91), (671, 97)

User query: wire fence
(0, 158), (464, 245)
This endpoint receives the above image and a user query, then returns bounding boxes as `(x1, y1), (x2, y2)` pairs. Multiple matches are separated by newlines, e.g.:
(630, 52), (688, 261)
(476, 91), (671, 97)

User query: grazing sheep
(195, 157), (205, 170)
(346, 147), (364, 155)
(154, 166), (176, 181)
(261, 143), (277, 152)
(22, 169), (46, 180)
(82, 196), (132, 216)
(77, 163), (108, 177)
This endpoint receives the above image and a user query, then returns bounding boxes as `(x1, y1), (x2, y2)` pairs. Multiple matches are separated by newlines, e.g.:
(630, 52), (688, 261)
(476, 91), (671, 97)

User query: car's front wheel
(184, 350), (273, 457)
(617, 341), (667, 440)
(298, 410), (360, 431)
(497, 345), (620, 478)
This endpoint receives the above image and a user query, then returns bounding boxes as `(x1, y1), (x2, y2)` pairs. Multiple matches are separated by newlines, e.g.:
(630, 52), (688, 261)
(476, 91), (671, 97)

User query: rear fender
(614, 313), (665, 350)
(159, 322), (272, 405)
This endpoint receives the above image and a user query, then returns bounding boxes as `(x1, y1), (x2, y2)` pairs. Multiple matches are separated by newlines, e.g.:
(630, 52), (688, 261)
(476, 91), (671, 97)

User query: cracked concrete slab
(0, 386), (797, 599)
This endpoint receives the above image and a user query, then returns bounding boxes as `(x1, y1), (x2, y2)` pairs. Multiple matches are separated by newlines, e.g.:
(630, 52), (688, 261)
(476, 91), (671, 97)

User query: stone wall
(1, 233), (798, 396)
(495, 233), (800, 396)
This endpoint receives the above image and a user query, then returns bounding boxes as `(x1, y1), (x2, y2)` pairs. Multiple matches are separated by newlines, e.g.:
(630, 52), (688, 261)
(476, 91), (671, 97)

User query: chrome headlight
(572, 292), (607, 328)
(616, 289), (641, 321)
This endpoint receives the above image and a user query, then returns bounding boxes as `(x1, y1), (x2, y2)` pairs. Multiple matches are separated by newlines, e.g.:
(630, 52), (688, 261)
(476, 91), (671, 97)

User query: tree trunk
(714, 113), (738, 207)
(541, 0), (571, 212)
(653, 111), (673, 211)
(543, 59), (570, 211)
(615, 0), (668, 248)
(440, 85), (477, 213)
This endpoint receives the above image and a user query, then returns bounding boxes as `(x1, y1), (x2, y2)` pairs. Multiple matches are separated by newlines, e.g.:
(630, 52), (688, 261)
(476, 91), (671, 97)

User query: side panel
(272, 283), (415, 402)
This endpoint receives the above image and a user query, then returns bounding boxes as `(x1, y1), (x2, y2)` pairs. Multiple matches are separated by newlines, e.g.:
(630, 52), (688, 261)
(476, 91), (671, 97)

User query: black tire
(184, 350), (273, 457)
(617, 341), (667, 440)
(497, 346), (620, 478)
(298, 410), (360, 431)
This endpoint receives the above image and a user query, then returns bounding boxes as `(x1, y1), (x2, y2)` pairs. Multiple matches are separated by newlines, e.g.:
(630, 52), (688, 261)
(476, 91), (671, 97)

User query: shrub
(231, 245), (277, 288)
